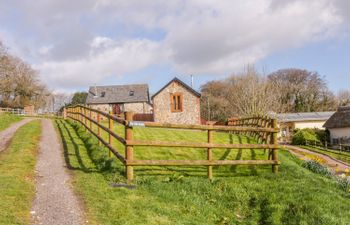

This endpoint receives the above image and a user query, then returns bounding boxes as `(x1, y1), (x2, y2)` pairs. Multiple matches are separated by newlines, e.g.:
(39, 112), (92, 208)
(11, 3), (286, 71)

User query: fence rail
(65, 105), (280, 183)
(0, 107), (24, 115)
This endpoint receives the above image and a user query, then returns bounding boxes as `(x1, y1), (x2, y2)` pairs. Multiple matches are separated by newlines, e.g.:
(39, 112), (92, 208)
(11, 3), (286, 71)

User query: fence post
(83, 107), (87, 130)
(271, 118), (278, 173)
(97, 112), (101, 146)
(125, 111), (134, 183)
(88, 106), (92, 130)
(108, 110), (113, 158)
(207, 127), (213, 180)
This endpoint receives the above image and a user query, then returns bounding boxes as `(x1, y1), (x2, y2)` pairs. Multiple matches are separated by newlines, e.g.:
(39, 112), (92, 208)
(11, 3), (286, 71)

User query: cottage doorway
(113, 104), (122, 115)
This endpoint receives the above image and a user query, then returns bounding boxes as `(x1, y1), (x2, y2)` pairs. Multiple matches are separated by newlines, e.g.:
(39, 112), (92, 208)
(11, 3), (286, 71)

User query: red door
(113, 104), (121, 115)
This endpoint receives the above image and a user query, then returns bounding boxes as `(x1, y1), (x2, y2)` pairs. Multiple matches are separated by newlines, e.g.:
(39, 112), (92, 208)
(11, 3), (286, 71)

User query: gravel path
(0, 118), (34, 152)
(285, 145), (350, 172)
(31, 119), (85, 225)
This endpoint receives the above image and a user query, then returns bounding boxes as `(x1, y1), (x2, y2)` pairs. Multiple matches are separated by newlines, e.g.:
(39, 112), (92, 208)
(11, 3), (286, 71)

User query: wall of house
(330, 128), (350, 144)
(293, 121), (326, 130)
(89, 104), (110, 113)
(124, 102), (152, 113)
(153, 81), (200, 124)
(277, 120), (327, 143)
(87, 102), (153, 120)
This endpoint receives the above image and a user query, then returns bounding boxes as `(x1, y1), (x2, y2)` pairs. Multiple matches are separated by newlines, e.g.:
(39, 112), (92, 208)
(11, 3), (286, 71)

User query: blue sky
(0, 0), (349, 94)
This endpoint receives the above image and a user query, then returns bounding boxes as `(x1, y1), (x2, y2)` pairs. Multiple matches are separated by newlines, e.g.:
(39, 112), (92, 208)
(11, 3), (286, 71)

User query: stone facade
(88, 102), (153, 120)
(153, 80), (201, 124)
(124, 102), (152, 113)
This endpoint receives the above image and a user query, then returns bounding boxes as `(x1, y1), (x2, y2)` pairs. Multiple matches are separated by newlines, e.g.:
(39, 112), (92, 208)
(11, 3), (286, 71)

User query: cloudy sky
(0, 0), (349, 93)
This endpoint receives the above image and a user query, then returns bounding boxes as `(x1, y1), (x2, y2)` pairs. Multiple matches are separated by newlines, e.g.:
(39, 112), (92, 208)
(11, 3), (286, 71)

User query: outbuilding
(152, 77), (201, 124)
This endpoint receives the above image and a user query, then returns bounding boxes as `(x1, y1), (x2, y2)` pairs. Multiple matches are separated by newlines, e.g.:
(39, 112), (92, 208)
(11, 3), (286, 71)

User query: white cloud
(35, 39), (163, 89)
(0, 0), (348, 90)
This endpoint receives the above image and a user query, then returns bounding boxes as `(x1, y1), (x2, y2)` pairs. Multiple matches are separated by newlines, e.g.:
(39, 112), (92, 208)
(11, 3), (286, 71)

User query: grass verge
(57, 119), (350, 225)
(0, 113), (23, 131)
(0, 120), (41, 225)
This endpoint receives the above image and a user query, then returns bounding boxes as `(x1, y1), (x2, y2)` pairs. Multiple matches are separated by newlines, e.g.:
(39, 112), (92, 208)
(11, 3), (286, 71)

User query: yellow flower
(345, 168), (350, 174)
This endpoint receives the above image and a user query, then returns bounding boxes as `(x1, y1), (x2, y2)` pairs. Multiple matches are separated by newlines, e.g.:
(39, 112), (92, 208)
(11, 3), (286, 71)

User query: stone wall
(88, 102), (153, 120)
(124, 102), (152, 113)
(153, 81), (200, 124)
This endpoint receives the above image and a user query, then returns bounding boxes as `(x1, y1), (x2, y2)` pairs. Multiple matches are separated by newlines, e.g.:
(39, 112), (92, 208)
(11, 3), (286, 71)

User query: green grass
(56, 119), (350, 225)
(0, 120), (41, 225)
(0, 113), (23, 131)
(300, 145), (350, 165)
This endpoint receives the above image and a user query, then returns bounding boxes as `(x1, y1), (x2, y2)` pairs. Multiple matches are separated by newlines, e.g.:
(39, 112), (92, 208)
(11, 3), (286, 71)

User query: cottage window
(101, 91), (106, 97)
(171, 93), (183, 112)
(129, 90), (134, 96)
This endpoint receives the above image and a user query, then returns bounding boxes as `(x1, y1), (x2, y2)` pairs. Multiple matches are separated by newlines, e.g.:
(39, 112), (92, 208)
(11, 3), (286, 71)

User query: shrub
(292, 129), (319, 145)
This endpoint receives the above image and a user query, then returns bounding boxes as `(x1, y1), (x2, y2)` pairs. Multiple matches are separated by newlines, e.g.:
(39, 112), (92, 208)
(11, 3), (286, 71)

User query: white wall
(294, 121), (326, 130)
(329, 127), (350, 141)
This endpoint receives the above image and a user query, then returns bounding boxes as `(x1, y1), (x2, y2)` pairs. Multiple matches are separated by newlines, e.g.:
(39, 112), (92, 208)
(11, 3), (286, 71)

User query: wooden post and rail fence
(65, 105), (280, 183)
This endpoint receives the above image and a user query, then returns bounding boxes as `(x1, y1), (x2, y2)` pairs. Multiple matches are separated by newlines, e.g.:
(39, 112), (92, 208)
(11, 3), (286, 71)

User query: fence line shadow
(56, 119), (96, 173)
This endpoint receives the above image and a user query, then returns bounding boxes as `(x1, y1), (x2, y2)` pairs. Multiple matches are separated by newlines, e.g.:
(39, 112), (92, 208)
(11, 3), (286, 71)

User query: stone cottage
(152, 77), (201, 124)
(324, 106), (350, 145)
(86, 84), (152, 115)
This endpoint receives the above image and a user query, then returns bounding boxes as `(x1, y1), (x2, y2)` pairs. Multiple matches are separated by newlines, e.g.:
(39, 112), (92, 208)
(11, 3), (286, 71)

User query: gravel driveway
(31, 119), (85, 225)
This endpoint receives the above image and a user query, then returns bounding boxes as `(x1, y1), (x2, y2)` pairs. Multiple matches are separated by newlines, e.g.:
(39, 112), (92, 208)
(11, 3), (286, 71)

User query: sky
(0, 0), (350, 94)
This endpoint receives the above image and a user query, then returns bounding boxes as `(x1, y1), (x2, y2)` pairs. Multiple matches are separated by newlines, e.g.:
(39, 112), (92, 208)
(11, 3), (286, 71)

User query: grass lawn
(0, 120), (41, 225)
(300, 145), (350, 165)
(0, 113), (23, 131)
(57, 119), (350, 225)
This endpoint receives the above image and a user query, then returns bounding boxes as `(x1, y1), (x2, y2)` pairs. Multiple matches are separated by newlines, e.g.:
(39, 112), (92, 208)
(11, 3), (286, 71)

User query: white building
(274, 111), (335, 143)
(324, 106), (350, 145)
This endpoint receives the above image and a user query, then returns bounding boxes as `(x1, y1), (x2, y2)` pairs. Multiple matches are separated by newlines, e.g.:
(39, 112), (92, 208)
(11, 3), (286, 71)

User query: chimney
(94, 84), (98, 98)
(191, 74), (194, 88)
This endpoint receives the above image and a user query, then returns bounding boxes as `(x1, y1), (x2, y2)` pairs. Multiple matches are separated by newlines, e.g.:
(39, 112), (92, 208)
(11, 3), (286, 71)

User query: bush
(292, 129), (319, 145)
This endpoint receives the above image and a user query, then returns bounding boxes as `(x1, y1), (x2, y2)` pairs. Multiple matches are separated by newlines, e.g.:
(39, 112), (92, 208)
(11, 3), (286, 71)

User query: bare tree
(201, 66), (278, 120)
(225, 66), (278, 117)
(0, 40), (49, 109)
(337, 90), (350, 106)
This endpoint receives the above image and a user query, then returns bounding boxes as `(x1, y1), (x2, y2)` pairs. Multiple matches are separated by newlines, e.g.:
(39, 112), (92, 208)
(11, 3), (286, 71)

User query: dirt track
(0, 118), (34, 152)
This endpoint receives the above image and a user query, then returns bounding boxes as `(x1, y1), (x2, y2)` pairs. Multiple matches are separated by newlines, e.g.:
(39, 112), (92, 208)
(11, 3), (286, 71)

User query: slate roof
(86, 84), (150, 104)
(274, 111), (335, 123)
(324, 106), (350, 129)
(151, 77), (201, 99)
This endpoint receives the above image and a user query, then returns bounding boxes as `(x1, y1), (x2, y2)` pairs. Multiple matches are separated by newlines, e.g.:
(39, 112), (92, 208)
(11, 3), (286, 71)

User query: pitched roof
(324, 106), (350, 128)
(86, 84), (150, 104)
(274, 111), (335, 123)
(151, 77), (201, 99)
